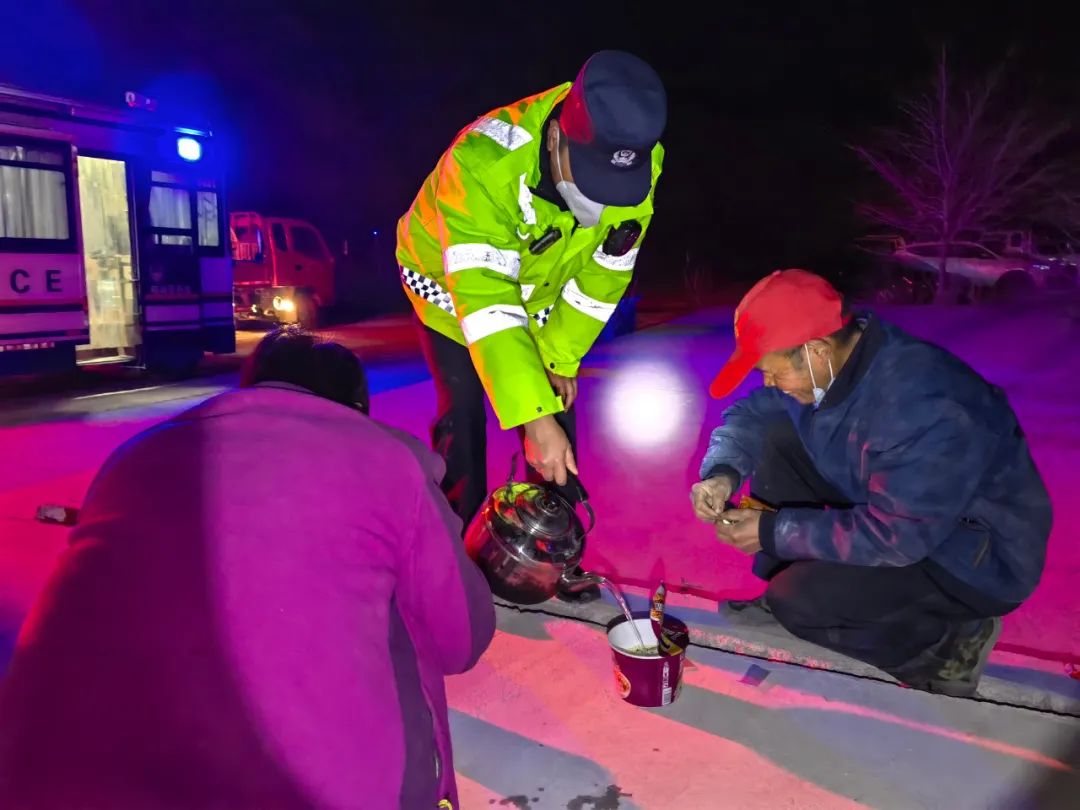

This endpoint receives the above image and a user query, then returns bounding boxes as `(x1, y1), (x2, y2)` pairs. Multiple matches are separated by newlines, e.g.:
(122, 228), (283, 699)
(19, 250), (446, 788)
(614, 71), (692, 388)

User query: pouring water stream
(593, 577), (647, 651)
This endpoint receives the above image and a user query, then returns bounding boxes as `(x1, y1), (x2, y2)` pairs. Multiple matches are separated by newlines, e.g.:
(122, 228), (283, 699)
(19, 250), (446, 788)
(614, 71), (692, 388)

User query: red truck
(230, 211), (334, 328)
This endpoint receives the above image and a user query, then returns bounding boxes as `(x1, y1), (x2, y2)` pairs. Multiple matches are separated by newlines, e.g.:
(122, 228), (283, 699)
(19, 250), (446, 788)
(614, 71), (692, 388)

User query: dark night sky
(4, 1), (1079, 282)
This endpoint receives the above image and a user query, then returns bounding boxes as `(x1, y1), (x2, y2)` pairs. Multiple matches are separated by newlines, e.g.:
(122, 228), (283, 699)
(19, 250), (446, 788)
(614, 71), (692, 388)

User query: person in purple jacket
(691, 270), (1051, 698)
(0, 328), (496, 810)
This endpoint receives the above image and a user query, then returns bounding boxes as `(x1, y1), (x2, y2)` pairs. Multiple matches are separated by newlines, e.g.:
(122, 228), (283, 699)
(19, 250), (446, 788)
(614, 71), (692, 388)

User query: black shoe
(720, 595), (772, 616)
(925, 617), (1002, 698)
(896, 617), (1003, 697)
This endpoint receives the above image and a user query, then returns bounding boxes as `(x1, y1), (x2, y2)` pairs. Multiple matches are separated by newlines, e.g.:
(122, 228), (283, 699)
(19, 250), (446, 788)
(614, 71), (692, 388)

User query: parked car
(892, 241), (1040, 299)
(982, 229), (1080, 263)
(980, 230), (1079, 291)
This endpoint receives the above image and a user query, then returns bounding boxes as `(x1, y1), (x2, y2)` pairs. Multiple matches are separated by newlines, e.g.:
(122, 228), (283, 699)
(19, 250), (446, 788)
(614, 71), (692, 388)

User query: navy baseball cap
(559, 50), (667, 207)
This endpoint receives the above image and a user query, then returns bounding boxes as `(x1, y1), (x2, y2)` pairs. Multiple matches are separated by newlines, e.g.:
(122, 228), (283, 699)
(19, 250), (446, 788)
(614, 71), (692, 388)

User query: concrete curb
(494, 588), (1080, 717)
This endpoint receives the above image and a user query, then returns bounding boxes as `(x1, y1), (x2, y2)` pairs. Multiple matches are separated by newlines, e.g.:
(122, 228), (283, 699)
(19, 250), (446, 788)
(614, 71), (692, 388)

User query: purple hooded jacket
(0, 384), (496, 809)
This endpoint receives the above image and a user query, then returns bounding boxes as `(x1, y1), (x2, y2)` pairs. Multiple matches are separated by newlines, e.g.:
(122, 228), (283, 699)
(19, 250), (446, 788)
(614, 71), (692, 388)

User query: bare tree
(853, 50), (1071, 300)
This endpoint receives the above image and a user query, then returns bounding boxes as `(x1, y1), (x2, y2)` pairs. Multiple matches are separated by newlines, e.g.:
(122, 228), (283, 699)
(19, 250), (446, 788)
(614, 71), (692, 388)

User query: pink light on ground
(682, 654), (1073, 772)
(0, 407), (200, 622)
(542, 619), (1073, 772)
(448, 617), (1075, 807)
(448, 624), (871, 809)
(455, 773), (505, 806)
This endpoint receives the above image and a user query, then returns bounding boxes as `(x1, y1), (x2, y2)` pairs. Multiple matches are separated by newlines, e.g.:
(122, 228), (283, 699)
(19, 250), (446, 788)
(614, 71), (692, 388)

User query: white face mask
(553, 130), (605, 228)
(804, 344), (835, 407)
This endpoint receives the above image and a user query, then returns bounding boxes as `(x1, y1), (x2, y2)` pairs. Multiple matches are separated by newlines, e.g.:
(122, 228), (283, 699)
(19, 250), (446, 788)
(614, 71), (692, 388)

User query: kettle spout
(558, 569), (607, 593)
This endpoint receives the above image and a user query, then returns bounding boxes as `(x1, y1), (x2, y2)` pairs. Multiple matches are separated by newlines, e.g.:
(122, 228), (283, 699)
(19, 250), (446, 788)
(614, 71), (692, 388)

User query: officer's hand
(523, 415), (578, 486)
(546, 371), (578, 411)
(690, 477), (733, 523)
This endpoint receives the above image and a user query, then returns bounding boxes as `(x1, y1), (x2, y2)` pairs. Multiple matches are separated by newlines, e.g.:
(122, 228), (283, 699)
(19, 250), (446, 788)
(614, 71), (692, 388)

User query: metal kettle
(464, 456), (603, 605)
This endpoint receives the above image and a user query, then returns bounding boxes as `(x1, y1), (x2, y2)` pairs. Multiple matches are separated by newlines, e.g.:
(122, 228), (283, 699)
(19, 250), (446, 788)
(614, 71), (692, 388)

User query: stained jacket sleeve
(760, 399), (997, 566)
(435, 148), (561, 429)
(698, 386), (790, 488)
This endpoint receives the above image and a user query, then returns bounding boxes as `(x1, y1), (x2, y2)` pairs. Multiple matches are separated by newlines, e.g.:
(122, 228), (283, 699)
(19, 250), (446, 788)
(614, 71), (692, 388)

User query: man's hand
(546, 370), (578, 411)
(523, 414), (578, 486)
(690, 477), (733, 523)
(714, 508), (763, 554)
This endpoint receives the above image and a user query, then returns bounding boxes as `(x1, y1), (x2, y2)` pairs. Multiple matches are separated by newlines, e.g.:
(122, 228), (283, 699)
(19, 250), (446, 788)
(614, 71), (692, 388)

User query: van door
(137, 169), (204, 373)
(75, 156), (140, 364)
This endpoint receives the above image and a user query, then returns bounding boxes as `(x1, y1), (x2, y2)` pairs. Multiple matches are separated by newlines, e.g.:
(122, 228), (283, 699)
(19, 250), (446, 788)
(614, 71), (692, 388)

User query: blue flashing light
(177, 136), (202, 162)
(372, 229), (379, 237)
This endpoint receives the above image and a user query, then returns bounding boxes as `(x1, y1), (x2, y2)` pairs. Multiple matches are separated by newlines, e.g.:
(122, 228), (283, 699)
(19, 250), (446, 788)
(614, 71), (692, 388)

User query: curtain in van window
(0, 164), (69, 239)
(197, 191), (220, 247)
(149, 186), (194, 246)
(149, 186), (192, 230)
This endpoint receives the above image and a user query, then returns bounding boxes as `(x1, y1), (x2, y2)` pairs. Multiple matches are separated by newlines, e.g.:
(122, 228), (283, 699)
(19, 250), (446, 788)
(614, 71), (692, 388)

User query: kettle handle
(580, 497), (596, 538)
(566, 472), (596, 538)
(566, 471), (589, 502)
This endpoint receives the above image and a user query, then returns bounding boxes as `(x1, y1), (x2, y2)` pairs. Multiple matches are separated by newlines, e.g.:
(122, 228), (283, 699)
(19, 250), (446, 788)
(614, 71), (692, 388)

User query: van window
(232, 225), (264, 262)
(149, 185), (193, 246)
(197, 191), (220, 247)
(150, 186), (192, 229)
(0, 143), (72, 243)
(290, 225), (326, 260)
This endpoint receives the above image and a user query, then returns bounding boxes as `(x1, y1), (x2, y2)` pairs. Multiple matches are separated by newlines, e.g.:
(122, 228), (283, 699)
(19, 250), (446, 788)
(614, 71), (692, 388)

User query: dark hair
(240, 327), (369, 414)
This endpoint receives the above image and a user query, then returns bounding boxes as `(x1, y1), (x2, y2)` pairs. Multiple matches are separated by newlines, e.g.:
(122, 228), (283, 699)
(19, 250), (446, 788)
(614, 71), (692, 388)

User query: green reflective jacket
(395, 83), (664, 429)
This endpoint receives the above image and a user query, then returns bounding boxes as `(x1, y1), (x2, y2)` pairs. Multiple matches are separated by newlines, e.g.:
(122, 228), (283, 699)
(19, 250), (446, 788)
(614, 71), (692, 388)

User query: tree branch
(851, 50), (1077, 247)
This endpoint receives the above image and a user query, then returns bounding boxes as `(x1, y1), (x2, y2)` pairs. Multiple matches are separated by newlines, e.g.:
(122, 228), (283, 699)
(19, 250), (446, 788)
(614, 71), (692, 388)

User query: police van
(0, 84), (234, 378)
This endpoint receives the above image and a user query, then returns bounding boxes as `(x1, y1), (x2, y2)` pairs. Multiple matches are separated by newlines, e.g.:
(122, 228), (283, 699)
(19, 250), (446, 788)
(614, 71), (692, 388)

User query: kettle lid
(492, 483), (583, 563)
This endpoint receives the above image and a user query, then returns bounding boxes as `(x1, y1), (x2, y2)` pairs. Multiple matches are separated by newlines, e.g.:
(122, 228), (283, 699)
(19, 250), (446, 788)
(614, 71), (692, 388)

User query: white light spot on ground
(600, 359), (702, 452)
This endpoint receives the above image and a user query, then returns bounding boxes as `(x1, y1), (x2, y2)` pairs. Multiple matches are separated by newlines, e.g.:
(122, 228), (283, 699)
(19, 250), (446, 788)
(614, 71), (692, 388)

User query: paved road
(0, 302), (685, 425)
(1, 309), (1078, 808)
(0, 315), (431, 428)
(453, 603), (1079, 809)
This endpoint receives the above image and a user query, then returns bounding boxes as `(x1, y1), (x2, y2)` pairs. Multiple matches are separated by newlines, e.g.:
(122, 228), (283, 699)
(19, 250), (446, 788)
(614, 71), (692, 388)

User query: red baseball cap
(709, 269), (848, 399)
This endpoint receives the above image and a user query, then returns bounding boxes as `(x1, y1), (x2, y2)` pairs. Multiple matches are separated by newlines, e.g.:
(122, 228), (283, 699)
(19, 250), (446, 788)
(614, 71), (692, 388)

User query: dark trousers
(416, 324), (581, 529)
(752, 416), (996, 673)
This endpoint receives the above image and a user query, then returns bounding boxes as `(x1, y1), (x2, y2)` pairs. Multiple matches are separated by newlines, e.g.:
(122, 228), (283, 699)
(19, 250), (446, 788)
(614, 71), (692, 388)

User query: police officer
(396, 51), (666, 598)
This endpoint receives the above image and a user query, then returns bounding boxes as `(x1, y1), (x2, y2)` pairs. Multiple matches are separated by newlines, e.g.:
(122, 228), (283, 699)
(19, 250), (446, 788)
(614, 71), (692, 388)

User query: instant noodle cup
(607, 616), (689, 707)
